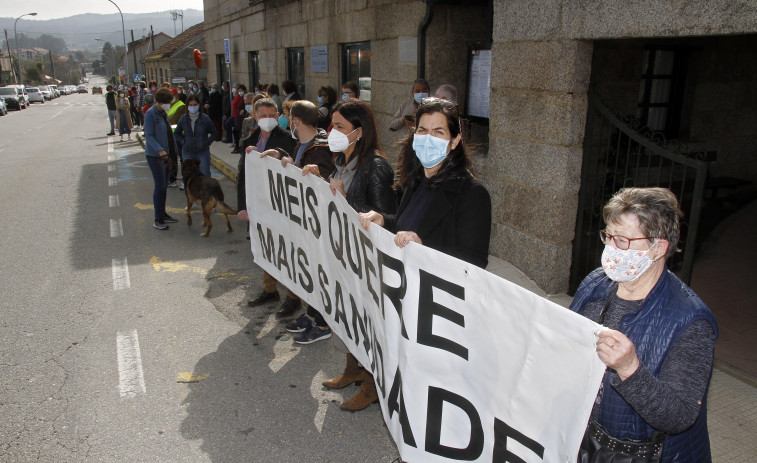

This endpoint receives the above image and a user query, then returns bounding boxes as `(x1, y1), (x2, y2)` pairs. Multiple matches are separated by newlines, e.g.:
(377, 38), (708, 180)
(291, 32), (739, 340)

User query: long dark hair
(396, 100), (471, 190)
(331, 99), (383, 168)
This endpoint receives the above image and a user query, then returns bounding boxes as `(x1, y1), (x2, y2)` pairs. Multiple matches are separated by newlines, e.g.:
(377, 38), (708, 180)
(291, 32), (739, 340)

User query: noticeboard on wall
(466, 42), (491, 122)
(310, 45), (328, 73)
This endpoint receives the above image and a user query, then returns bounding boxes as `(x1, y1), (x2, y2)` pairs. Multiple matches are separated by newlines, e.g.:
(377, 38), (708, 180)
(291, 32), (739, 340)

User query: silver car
(38, 86), (52, 100)
(26, 87), (45, 104)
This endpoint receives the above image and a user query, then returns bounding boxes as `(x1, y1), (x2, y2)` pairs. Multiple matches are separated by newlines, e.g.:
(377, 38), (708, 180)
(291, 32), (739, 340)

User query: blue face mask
(341, 93), (350, 101)
(317, 96), (324, 104)
(412, 134), (449, 169)
(278, 114), (288, 129)
(413, 92), (429, 105)
(245, 104), (252, 113)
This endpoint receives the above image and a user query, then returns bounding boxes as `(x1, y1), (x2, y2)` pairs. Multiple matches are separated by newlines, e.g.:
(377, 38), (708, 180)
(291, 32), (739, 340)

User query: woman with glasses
(570, 187), (717, 462)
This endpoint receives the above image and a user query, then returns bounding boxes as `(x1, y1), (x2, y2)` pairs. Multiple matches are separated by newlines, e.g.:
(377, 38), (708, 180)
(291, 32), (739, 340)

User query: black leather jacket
(335, 152), (397, 215)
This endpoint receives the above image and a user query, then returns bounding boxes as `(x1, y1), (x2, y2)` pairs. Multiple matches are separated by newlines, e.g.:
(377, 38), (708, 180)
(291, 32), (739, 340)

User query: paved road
(0, 78), (398, 462)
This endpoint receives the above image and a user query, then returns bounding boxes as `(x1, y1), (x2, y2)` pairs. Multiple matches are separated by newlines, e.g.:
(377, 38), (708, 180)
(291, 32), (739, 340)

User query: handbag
(578, 419), (665, 463)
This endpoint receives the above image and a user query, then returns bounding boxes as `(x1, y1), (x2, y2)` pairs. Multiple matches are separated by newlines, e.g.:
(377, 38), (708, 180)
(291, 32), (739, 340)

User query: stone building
(202, 0), (757, 294)
(144, 23), (206, 86)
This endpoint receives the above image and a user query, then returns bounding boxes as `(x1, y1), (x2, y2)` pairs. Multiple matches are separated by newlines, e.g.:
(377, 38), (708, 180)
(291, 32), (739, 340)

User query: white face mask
(187, 105), (200, 115)
(601, 242), (658, 282)
(327, 127), (358, 153)
(257, 117), (278, 133)
(161, 103), (172, 112)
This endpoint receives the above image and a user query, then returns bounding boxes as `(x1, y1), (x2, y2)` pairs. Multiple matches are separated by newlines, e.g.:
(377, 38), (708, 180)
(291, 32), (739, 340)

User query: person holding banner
(359, 97), (492, 268)
(571, 187), (717, 462)
(237, 98), (298, 316)
(258, 100), (336, 344)
(302, 99), (397, 410)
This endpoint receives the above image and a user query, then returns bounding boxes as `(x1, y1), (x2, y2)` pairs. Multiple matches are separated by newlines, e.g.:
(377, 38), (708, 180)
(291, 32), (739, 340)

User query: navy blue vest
(571, 268), (718, 462)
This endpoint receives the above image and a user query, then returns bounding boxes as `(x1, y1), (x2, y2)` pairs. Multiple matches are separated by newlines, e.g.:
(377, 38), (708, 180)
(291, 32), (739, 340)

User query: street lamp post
(96, 38), (116, 85)
(106, 0), (129, 85)
(14, 12), (37, 84)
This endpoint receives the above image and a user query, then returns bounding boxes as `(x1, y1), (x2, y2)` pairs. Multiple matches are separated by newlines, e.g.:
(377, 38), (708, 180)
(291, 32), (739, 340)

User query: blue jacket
(571, 268), (718, 463)
(174, 113), (217, 156)
(143, 105), (177, 157)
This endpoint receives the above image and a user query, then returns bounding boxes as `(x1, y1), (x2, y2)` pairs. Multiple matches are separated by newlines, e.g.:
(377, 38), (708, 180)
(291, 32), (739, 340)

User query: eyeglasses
(421, 97), (457, 110)
(599, 230), (652, 250)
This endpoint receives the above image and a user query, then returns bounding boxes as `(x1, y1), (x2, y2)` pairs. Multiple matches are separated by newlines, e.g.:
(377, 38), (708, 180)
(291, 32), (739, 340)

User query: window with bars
(636, 47), (689, 137)
(286, 47), (305, 96)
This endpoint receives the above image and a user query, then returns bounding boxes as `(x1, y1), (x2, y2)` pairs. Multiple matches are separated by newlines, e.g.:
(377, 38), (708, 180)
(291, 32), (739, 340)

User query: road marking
(48, 107), (70, 120)
(108, 177), (117, 187)
(109, 195), (120, 207)
(176, 372), (210, 383)
(257, 313), (279, 339)
(112, 258), (130, 290)
(108, 138), (114, 153)
(110, 218), (123, 238)
(148, 256), (249, 282)
(116, 330), (146, 398)
(134, 202), (232, 217)
(310, 370), (341, 432)
(269, 336), (299, 373)
(108, 154), (116, 161)
(108, 165), (115, 172)
(148, 256), (208, 275)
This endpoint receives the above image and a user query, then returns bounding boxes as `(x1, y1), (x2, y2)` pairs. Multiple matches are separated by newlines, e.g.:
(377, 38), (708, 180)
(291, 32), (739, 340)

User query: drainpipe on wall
(417, 2), (434, 80)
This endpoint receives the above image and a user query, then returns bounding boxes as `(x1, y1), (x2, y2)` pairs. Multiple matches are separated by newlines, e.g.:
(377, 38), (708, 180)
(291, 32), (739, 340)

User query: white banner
(246, 155), (606, 462)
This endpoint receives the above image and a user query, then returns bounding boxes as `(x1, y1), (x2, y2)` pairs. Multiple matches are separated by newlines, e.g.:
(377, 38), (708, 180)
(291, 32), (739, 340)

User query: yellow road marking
(148, 256), (250, 282)
(176, 372), (210, 383)
(134, 202), (224, 215)
(149, 256), (208, 275)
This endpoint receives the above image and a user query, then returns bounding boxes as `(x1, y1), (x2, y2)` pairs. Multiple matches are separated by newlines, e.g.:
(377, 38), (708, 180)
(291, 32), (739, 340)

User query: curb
(210, 154), (238, 184)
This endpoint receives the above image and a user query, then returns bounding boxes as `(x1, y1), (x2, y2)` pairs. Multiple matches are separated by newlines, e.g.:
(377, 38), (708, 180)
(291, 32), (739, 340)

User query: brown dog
(181, 159), (237, 237)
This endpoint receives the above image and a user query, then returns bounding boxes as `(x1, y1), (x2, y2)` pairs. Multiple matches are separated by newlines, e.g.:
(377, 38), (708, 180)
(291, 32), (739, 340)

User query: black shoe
(106, 132), (115, 136)
(162, 214), (178, 223)
(276, 297), (301, 318)
(248, 290), (280, 307)
(153, 219), (169, 230)
(231, 148), (241, 154)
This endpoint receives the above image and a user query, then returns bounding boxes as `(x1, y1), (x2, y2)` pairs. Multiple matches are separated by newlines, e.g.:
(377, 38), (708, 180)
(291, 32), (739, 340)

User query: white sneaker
(167, 181), (178, 188)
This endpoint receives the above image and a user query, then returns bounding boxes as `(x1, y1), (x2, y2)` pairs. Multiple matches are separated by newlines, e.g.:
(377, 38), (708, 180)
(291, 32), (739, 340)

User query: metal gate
(570, 95), (709, 293)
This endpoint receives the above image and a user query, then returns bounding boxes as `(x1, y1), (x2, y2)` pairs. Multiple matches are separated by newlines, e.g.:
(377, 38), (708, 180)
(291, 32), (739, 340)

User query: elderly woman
(571, 187), (717, 462)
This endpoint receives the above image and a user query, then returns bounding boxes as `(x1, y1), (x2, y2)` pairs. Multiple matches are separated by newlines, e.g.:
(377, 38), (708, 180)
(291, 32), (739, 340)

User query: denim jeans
(146, 155), (170, 220)
(183, 151), (211, 177)
(223, 116), (235, 142)
(108, 110), (116, 133)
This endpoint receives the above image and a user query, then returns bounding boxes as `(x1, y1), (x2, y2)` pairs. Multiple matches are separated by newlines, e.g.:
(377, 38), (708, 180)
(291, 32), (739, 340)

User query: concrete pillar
(477, 38), (593, 294)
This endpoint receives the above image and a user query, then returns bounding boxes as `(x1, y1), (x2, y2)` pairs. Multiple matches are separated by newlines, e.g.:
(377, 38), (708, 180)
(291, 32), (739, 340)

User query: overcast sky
(4, 0), (204, 20)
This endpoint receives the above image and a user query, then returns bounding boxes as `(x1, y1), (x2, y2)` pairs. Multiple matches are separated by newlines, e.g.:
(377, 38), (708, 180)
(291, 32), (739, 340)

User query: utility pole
(49, 50), (55, 81)
(170, 10), (184, 35)
(4, 30), (16, 83)
(130, 29), (138, 80)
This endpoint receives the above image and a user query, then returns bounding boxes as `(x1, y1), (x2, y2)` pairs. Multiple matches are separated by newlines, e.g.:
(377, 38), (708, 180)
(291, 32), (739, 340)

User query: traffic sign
(224, 39), (230, 64)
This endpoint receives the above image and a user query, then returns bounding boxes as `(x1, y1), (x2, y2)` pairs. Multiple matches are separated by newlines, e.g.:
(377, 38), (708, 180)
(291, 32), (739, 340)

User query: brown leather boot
(322, 353), (363, 389)
(339, 371), (378, 411)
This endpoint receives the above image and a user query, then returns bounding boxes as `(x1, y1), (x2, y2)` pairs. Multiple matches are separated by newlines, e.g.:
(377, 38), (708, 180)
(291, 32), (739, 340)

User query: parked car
(78, 84), (88, 94)
(26, 87), (45, 104)
(0, 97), (7, 116)
(49, 85), (60, 98)
(0, 87), (26, 110)
(92, 86), (102, 95)
(38, 86), (52, 100)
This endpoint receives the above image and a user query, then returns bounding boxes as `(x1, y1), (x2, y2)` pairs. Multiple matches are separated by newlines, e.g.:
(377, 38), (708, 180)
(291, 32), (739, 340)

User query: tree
(24, 64), (42, 83)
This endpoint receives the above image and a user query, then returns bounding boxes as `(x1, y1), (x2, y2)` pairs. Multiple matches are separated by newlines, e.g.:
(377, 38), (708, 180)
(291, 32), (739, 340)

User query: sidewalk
(209, 143), (757, 461)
